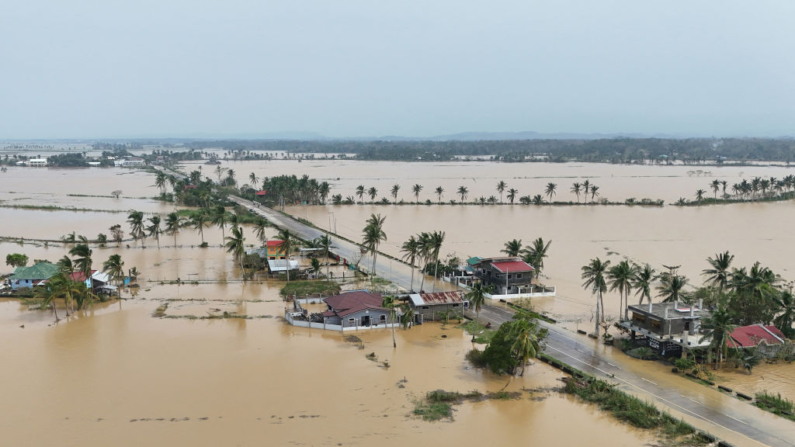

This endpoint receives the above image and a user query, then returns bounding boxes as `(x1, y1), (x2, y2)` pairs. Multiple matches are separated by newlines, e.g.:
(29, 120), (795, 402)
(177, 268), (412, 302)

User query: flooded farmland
(1, 161), (793, 446)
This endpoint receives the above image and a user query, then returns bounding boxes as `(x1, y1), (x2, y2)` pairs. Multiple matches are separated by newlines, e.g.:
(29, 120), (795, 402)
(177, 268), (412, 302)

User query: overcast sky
(1, 1), (793, 139)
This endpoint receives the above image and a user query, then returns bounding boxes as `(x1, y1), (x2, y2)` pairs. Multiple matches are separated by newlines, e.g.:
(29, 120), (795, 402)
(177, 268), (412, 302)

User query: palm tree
(699, 305), (736, 368)
(582, 180), (591, 201)
(212, 205), (227, 242)
(532, 195), (544, 205)
(582, 258), (611, 337)
(102, 254), (125, 287)
(703, 251), (734, 295)
(502, 239), (522, 257)
(249, 172), (259, 189)
(146, 216), (163, 248)
(154, 171), (167, 194)
(400, 303), (414, 330)
(275, 229), (294, 284)
(710, 179), (720, 199)
(657, 272), (689, 303)
(368, 187), (378, 203)
(190, 211), (209, 244)
(391, 184), (400, 203)
(356, 185), (365, 204)
(510, 318), (542, 376)
(36, 276), (62, 321)
(429, 231), (445, 292)
(254, 217), (269, 244)
(571, 182), (581, 202)
(544, 183), (557, 202)
(521, 238), (551, 280)
(225, 226), (246, 272)
(401, 236), (420, 292)
(412, 184), (423, 204)
(316, 234), (332, 278)
(773, 289), (795, 338)
(608, 260), (636, 321)
(225, 169), (236, 186)
(457, 186), (469, 203)
(507, 188), (518, 205)
(496, 181), (507, 204)
(590, 185), (600, 202)
(362, 214), (387, 277)
(435, 186), (444, 204)
(417, 232), (432, 291)
(465, 282), (492, 341)
(382, 295), (399, 348)
(69, 244), (93, 278)
(695, 189), (706, 204)
(214, 165), (227, 183)
(165, 212), (182, 246)
(632, 263), (657, 305)
(127, 211), (145, 240)
(310, 258), (322, 276)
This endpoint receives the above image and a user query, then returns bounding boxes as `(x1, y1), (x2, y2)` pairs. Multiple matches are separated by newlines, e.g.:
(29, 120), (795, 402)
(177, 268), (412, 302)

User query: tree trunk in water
(53, 302), (60, 322)
(472, 309), (480, 342)
(391, 312), (396, 348)
(600, 293), (606, 321)
(594, 292), (601, 338)
(409, 266), (415, 292)
(432, 256), (439, 292)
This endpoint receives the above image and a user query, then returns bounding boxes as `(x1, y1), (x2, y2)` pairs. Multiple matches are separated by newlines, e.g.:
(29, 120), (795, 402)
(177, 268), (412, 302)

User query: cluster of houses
(246, 239), (301, 274)
(4, 262), (118, 295)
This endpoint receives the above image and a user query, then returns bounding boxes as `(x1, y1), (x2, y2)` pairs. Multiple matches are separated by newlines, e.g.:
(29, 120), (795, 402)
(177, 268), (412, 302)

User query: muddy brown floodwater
(1, 162), (793, 446)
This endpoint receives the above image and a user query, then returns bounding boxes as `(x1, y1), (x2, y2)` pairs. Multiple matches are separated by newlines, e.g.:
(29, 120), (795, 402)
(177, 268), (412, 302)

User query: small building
(28, 158), (48, 167)
(727, 325), (786, 357)
(620, 300), (711, 355)
(474, 257), (535, 295)
(8, 262), (59, 290)
(407, 291), (468, 323)
(267, 259), (299, 273)
(265, 240), (287, 259)
(322, 291), (390, 328)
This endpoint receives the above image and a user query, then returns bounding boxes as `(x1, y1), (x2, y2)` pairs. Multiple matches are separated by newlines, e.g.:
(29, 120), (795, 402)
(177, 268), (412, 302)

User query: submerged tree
(582, 257), (610, 337)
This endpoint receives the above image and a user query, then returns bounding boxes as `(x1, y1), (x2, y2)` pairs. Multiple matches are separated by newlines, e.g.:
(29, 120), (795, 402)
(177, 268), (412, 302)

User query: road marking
(606, 362), (620, 369)
(641, 378), (658, 386)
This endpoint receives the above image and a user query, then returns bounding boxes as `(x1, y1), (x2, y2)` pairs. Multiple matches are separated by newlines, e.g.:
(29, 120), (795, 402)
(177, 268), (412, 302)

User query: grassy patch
(413, 389), (518, 422)
(280, 280), (341, 298)
(413, 402), (453, 421)
(459, 320), (495, 344)
(755, 391), (795, 422)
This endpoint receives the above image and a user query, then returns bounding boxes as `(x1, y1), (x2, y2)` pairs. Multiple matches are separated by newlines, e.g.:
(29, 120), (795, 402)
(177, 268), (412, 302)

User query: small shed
(322, 291), (390, 328)
(407, 291), (468, 323)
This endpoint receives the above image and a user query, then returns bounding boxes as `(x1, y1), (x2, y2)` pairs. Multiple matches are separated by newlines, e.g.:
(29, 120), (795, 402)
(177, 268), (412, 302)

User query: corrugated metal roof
(325, 291), (385, 317)
(727, 325), (785, 348)
(490, 260), (534, 273)
(10, 262), (59, 281)
(409, 291), (465, 306)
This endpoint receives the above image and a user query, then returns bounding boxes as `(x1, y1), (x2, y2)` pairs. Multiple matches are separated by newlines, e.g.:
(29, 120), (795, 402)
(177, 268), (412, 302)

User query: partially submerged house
(727, 325), (787, 357)
(8, 262), (59, 290)
(407, 291), (468, 323)
(473, 257), (538, 297)
(322, 291), (391, 328)
(620, 300), (712, 355)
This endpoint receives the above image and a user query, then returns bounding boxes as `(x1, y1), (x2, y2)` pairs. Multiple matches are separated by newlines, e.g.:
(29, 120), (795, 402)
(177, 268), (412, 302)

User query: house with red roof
(474, 257), (536, 296)
(322, 290), (391, 328)
(727, 325), (786, 349)
(265, 240), (287, 260)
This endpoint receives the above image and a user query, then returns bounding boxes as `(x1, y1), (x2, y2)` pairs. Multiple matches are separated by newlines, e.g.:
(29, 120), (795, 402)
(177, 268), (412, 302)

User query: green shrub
(674, 358), (696, 371)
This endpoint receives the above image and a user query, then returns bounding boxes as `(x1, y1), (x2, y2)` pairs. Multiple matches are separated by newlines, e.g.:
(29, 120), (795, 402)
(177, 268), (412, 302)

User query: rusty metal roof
(409, 291), (465, 306)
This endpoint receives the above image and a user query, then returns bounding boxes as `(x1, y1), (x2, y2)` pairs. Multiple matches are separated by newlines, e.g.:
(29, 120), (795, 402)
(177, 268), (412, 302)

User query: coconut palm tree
(275, 228), (294, 283)
(417, 232), (432, 291)
(225, 169), (236, 186)
(457, 186), (469, 203)
(507, 188), (518, 204)
(582, 180), (591, 200)
(711, 179), (720, 199)
(191, 211), (209, 244)
(146, 216), (163, 249)
(429, 231), (445, 292)
(582, 258), (611, 337)
(368, 187), (378, 203)
(212, 205), (227, 242)
(254, 217), (269, 244)
(608, 260), (636, 321)
(510, 318), (542, 376)
(36, 276), (63, 321)
(699, 305), (736, 368)
(316, 234), (332, 278)
(632, 263), (657, 305)
(127, 211), (145, 240)
(703, 251), (734, 295)
(521, 238), (551, 280)
(214, 165), (227, 182)
(657, 272), (689, 303)
(382, 295), (399, 348)
(225, 226), (246, 273)
(502, 239), (523, 257)
(165, 212), (182, 246)
(102, 254), (125, 287)
(401, 236), (420, 292)
(412, 184), (423, 204)
(249, 172), (259, 189)
(435, 186), (444, 204)
(154, 171), (167, 194)
(773, 289), (795, 338)
(69, 244), (93, 278)
(400, 303), (414, 330)
(571, 182), (582, 202)
(695, 189), (706, 204)
(391, 184), (400, 203)
(496, 181), (507, 203)
(532, 194), (544, 205)
(465, 282), (492, 341)
(362, 214), (387, 277)
(356, 185), (365, 204)
(544, 183), (557, 202)
(590, 185), (600, 202)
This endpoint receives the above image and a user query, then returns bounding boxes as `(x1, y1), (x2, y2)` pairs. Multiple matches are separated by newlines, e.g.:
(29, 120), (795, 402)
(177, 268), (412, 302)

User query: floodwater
(2, 161), (794, 446)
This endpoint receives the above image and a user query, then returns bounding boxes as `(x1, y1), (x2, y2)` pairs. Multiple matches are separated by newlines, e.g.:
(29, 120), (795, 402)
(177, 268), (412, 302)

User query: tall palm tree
(457, 186), (469, 203)
(191, 211), (209, 244)
(368, 187), (378, 202)
(710, 179), (720, 199)
(400, 303), (414, 330)
(507, 188), (518, 205)
(429, 231), (445, 292)
(496, 181), (507, 204)
(214, 165), (227, 182)
(146, 216), (163, 249)
(36, 276), (63, 321)
(276, 228), (294, 284)
(356, 185), (365, 204)
(703, 251), (734, 295)
(225, 226), (246, 273)
(69, 244), (93, 278)
(571, 182), (581, 202)
(362, 214), (387, 277)
(401, 236), (420, 292)
(127, 211), (145, 240)
(657, 273), (689, 303)
(465, 282), (492, 341)
(316, 234), (332, 278)
(699, 305), (736, 368)
(254, 217), (269, 244)
(632, 263), (657, 305)
(56, 256), (77, 315)
(165, 212), (182, 246)
(435, 186), (444, 204)
(695, 189), (706, 204)
(773, 289), (795, 338)
(249, 172), (259, 189)
(391, 184), (400, 203)
(582, 180), (591, 201)
(382, 295), (399, 348)
(590, 185), (600, 202)
(608, 260), (636, 321)
(417, 232), (432, 291)
(212, 205), (227, 242)
(154, 171), (167, 194)
(582, 257), (611, 337)
(502, 239), (523, 257)
(102, 254), (125, 287)
(521, 238), (551, 280)
(510, 318), (542, 376)
(544, 183), (557, 202)
(412, 184), (423, 204)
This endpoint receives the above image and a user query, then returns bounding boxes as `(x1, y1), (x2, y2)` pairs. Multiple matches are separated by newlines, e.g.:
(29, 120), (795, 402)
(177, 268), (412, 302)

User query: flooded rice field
(2, 161), (794, 446)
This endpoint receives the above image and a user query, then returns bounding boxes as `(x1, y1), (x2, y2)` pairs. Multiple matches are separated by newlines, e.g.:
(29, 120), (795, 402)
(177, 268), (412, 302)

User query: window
(422, 306), (429, 310)
(650, 319), (662, 329)
(632, 313), (645, 323)
(516, 274), (522, 279)
(507, 274), (512, 279)
(380, 315), (386, 322)
(348, 318), (355, 325)
(452, 304), (459, 307)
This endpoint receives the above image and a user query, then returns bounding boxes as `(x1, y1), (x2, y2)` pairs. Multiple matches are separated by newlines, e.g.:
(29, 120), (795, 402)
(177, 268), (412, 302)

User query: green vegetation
(755, 392), (795, 422)
(6, 253), (29, 268)
(412, 401), (453, 422)
(459, 320), (495, 344)
(412, 389), (520, 422)
(280, 280), (341, 298)
(679, 176), (795, 206)
(466, 313), (547, 376)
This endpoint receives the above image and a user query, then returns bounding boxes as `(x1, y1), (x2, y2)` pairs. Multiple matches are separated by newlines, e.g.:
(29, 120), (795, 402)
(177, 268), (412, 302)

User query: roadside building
(322, 290), (390, 328)
(265, 240), (287, 259)
(8, 262), (59, 290)
(407, 291), (468, 323)
(727, 325), (787, 357)
(620, 300), (711, 355)
(474, 257), (535, 295)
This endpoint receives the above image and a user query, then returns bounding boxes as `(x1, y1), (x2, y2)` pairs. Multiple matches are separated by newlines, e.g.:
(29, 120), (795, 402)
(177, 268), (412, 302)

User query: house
(265, 240), (287, 259)
(727, 325), (786, 357)
(267, 259), (299, 273)
(407, 291), (468, 323)
(322, 291), (391, 328)
(114, 157), (145, 168)
(474, 257), (535, 295)
(8, 262), (59, 290)
(620, 300), (711, 355)
(28, 158), (48, 167)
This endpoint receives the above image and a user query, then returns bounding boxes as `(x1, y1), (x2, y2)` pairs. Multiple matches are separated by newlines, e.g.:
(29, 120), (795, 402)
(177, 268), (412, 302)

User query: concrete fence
(284, 310), (401, 332)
